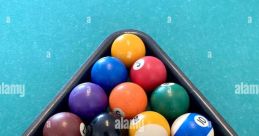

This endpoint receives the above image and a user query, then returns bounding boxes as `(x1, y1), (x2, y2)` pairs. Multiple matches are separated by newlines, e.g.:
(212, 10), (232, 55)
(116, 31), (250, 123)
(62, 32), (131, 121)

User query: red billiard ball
(130, 56), (167, 92)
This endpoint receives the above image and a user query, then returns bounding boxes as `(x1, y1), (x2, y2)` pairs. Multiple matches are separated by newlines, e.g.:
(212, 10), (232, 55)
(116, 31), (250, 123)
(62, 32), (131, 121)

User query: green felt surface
(1, 0), (259, 135)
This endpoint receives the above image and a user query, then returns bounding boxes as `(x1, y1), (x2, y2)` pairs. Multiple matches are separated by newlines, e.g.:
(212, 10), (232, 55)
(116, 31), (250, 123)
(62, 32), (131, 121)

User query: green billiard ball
(150, 83), (190, 120)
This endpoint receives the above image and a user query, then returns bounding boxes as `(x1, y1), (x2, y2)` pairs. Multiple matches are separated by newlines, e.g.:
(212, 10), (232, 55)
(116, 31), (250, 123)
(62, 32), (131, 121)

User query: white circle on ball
(113, 108), (125, 117)
(133, 59), (145, 70)
(131, 114), (144, 125)
(194, 115), (209, 127)
(135, 124), (168, 136)
(80, 123), (86, 136)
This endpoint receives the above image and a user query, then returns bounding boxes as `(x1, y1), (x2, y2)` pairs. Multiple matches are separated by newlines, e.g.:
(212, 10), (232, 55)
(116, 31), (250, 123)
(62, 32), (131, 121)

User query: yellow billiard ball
(111, 34), (146, 67)
(129, 111), (170, 136)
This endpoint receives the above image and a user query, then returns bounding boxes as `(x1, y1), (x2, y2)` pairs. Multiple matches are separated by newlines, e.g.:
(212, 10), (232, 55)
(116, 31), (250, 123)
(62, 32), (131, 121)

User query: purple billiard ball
(68, 82), (108, 121)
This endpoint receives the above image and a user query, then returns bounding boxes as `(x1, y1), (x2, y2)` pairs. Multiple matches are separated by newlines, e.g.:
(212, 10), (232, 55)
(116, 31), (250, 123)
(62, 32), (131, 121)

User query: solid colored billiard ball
(111, 33), (146, 67)
(129, 111), (170, 136)
(130, 56), (167, 92)
(91, 56), (128, 92)
(87, 113), (127, 136)
(171, 113), (214, 136)
(43, 112), (86, 136)
(68, 82), (108, 121)
(109, 82), (147, 119)
(150, 83), (190, 120)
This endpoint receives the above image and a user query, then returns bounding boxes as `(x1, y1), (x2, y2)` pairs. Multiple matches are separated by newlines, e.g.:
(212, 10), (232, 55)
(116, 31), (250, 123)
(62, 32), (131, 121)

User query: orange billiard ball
(109, 82), (147, 119)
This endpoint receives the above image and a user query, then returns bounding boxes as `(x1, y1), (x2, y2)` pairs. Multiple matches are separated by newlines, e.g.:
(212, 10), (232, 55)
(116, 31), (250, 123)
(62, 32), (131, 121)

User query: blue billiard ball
(91, 56), (128, 92)
(171, 113), (214, 136)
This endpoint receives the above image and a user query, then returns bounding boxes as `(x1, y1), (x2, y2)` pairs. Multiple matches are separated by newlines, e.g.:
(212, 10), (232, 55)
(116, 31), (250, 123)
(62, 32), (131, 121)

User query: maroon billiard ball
(43, 112), (86, 136)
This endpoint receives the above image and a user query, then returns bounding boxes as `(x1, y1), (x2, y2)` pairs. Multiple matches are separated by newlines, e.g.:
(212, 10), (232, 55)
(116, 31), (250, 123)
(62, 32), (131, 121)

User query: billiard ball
(130, 56), (167, 92)
(129, 111), (170, 136)
(109, 82), (147, 119)
(171, 113), (214, 136)
(68, 82), (108, 121)
(111, 33), (146, 67)
(43, 112), (86, 136)
(150, 83), (190, 120)
(87, 113), (127, 136)
(91, 56), (128, 92)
